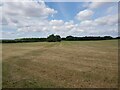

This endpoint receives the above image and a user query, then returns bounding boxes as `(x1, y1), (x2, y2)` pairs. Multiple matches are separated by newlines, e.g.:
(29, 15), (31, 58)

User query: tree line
(1, 34), (120, 43)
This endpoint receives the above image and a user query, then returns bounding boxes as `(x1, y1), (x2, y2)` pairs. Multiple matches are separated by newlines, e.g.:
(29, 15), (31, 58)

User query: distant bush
(47, 34), (61, 42)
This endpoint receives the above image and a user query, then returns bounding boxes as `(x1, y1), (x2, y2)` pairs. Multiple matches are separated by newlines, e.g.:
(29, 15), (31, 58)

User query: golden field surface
(2, 40), (118, 88)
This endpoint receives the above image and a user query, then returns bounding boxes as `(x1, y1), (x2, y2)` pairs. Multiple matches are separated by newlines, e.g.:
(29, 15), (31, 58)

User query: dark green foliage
(56, 35), (61, 42)
(65, 36), (114, 41)
(2, 38), (47, 43)
(66, 36), (74, 41)
(16, 38), (46, 42)
(2, 40), (18, 43)
(116, 37), (120, 39)
(1, 35), (118, 43)
(103, 36), (113, 40)
(47, 34), (56, 42)
(47, 34), (61, 42)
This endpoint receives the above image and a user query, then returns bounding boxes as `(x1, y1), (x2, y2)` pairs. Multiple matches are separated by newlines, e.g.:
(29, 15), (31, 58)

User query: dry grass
(2, 40), (118, 88)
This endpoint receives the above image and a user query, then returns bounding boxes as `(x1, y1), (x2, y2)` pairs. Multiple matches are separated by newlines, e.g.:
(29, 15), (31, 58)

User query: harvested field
(2, 40), (118, 88)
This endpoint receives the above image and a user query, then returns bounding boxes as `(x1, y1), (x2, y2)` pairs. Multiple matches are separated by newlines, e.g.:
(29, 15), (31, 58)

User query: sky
(0, 0), (118, 39)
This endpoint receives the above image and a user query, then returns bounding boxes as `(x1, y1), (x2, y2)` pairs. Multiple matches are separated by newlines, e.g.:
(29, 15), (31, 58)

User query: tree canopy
(47, 34), (61, 42)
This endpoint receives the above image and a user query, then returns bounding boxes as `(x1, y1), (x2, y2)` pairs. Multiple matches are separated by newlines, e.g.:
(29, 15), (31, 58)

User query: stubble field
(2, 40), (118, 88)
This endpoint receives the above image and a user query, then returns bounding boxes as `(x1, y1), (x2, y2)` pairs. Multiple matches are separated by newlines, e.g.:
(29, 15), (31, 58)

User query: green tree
(66, 36), (74, 41)
(56, 35), (61, 42)
(47, 34), (56, 42)
(47, 34), (61, 42)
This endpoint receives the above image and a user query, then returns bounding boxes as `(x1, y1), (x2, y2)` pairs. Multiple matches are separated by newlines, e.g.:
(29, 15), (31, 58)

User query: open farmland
(2, 40), (118, 88)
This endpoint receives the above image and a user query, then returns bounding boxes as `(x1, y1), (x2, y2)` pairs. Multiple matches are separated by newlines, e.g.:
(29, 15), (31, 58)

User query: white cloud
(83, 1), (115, 10)
(80, 20), (96, 26)
(1, 1), (118, 38)
(49, 20), (64, 26)
(16, 18), (84, 37)
(2, 1), (57, 26)
(74, 14), (118, 36)
(88, 2), (107, 9)
(76, 9), (94, 21)
(106, 6), (118, 14)
(107, 6), (114, 13)
(79, 14), (118, 27)
(94, 14), (118, 26)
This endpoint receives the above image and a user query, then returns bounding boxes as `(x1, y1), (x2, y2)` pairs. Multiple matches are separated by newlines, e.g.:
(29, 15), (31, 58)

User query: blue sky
(1, 1), (118, 39)
(46, 2), (117, 21)
(46, 2), (86, 21)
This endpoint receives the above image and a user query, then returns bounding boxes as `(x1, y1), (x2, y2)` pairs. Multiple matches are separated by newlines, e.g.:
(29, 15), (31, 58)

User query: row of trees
(65, 36), (114, 41)
(1, 34), (120, 43)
